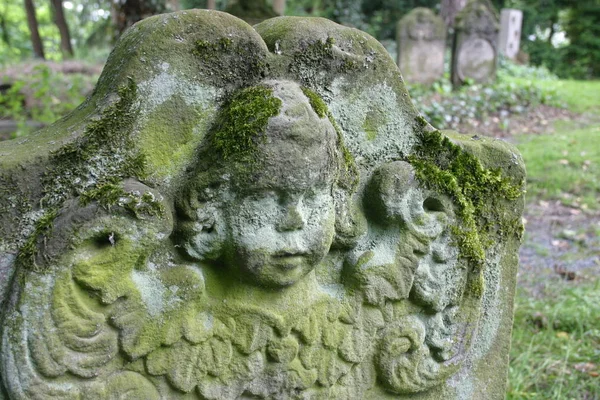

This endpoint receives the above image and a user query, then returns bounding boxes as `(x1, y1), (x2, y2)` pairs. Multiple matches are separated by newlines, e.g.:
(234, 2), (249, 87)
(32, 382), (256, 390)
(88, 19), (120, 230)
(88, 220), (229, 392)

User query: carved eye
(423, 197), (445, 213)
(91, 231), (118, 249)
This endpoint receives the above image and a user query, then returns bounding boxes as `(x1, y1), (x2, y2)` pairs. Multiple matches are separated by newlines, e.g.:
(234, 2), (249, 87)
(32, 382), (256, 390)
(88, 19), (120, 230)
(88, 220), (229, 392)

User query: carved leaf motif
(322, 320), (347, 350)
(200, 337), (233, 377)
(48, 271), (119, 378)
(167, 342), (203, 393)
(267, 335), (299, 363)
(231, 316), (273, 354)
(183, 311), (214, 344)
(293, 311), (320, 344)
(318, 347), (353, 387)
(145, 346), (171, 376)
(84, 371), (160, 399)
(338, 325), (366, 364)
(299, 344), (352, 387)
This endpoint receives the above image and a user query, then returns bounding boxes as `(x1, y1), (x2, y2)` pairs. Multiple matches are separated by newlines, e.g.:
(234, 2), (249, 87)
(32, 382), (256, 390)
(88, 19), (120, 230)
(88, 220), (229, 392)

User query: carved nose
(276, 206), (305, 232)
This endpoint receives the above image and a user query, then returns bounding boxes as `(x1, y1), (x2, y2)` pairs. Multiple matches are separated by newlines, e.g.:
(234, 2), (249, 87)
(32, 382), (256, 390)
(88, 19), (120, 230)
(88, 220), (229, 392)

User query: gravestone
(0, 10), (525, 399)
(396, 8), (446, 84)
(499, 9), (523, 60)
(451, 0), (500, 86)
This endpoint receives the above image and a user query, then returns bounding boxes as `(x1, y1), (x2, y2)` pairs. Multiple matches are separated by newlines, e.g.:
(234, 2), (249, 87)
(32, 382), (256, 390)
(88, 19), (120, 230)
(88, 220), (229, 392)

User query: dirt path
(519, 200), (600, 297)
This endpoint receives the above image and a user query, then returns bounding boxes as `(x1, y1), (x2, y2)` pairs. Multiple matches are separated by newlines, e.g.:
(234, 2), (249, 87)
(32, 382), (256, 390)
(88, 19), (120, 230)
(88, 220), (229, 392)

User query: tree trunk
(23, 0), (45, 59)
(50, 0), (74, 57)
(0, 11), (11, 46)
(111, 0), (166, 38)
(440, 0), (467, 28)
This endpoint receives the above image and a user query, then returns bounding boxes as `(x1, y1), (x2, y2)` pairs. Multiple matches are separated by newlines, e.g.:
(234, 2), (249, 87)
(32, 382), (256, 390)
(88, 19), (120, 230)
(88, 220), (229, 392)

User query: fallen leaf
(555, 331), (569, 339)
(573, 362), (596, 373)
(558, 159), (569, 165)
(551, 240), (570, 249)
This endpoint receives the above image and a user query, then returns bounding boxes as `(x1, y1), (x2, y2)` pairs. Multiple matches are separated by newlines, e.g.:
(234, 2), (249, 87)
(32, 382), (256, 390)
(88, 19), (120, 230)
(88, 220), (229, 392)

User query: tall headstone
(499, 9), (523, 60)
(0, 10), (525, 399)
(396, 8), (447, 84)
(451, 0), (500, 86)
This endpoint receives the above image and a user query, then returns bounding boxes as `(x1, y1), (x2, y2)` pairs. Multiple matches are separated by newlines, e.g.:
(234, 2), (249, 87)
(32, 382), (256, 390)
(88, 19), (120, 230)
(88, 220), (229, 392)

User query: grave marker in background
(396, 8), (447, 84)
(499, 9), (523, 60)
(451, 0), (500, 86)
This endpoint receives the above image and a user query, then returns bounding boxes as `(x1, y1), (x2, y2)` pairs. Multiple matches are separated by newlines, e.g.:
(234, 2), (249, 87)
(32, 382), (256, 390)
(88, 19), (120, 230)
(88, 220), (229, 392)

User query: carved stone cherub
(0, 10), (525, 400)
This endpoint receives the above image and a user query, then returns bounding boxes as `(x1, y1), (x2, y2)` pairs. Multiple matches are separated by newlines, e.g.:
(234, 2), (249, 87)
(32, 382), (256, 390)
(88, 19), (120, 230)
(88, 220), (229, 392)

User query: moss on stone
(190, 35), (267, 88)
(407, 125), (524, 295)
(16, 208), (58, 271)
(211, 85), (282, 164)
(79, 182), (165, 218)
(301, 87), (327, 119)
(42, 77), (145, 208)
(297, 86), (358, 190)
(289, 36), (358, 88)
(363, 109), (387, 141)
(137, 95), (207, 181)
(192, 38), (234, 60)
(14, 78), (149, 271)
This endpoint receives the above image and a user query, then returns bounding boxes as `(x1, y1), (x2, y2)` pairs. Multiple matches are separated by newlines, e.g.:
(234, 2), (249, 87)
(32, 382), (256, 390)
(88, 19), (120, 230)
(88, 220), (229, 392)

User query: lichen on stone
(42, 77), (146, 208)
(79, 181), (165, 218)
(300, 86), (358, 191)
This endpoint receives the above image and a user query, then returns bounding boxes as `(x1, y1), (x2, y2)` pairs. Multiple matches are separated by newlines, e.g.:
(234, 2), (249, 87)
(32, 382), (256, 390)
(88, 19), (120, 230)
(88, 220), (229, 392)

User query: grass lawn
(507, 79), (600, 114)
(517, 122), (600, 210)
(508, 280), (600, 399)
(508, 80), (600, 399)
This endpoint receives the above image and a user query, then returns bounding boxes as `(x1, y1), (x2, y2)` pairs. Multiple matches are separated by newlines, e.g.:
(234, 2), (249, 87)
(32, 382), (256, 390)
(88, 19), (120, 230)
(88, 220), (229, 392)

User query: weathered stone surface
(451, 0), (500, 86)
(396, 8), (446, 84)
(499, 8), (523, 60)
(0, 10), (525, 399)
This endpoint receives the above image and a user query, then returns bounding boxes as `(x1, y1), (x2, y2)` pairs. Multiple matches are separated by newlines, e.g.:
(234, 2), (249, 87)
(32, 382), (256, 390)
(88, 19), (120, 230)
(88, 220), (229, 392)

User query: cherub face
(225, 186), (336, 287)
(219, 81), (340, 287)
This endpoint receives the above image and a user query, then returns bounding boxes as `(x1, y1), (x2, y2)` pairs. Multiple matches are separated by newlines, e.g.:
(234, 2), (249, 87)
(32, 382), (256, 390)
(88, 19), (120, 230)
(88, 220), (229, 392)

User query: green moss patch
(138, 95), (205, 181)
(301, 87), (327, 119)
(210, 85), (282, 165)
(407, 120), (524, 291)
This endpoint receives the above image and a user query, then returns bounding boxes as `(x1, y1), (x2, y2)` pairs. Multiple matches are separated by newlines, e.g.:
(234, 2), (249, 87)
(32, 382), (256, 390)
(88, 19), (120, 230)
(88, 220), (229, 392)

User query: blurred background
(0, 1), (599, 398)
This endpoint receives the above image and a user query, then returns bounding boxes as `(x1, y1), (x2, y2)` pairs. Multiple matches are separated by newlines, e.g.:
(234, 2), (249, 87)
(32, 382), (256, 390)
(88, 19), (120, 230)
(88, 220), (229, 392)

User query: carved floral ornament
(0, 10), (525, 400)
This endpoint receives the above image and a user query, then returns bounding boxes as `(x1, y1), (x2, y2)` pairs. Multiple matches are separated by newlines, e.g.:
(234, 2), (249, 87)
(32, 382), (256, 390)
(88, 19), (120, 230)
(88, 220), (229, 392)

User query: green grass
(516, 121), (600, 210)
(508, 278), (600, 399)
(506, 78), (600, 114)
(509, 79), (600, 399)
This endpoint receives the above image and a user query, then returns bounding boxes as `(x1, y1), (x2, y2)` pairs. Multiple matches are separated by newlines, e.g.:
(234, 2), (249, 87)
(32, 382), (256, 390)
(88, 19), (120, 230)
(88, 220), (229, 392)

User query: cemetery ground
(1, 61), (599, 399)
